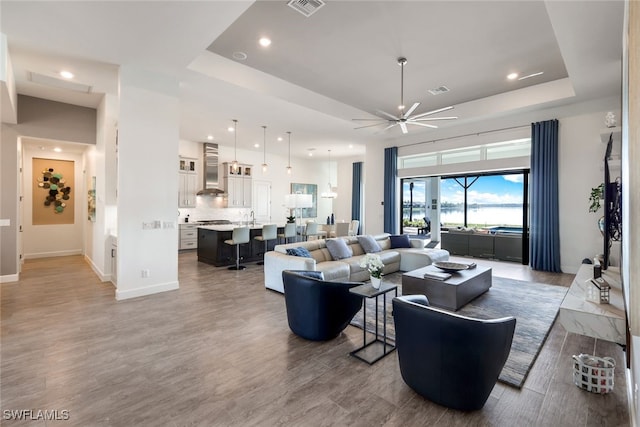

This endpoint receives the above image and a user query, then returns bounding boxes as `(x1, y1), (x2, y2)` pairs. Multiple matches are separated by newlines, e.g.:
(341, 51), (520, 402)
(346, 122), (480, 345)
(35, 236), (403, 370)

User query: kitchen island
(197, 224), (287, 267)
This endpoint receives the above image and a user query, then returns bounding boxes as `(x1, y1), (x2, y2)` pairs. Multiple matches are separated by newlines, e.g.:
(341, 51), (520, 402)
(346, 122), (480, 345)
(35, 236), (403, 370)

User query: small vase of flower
(359, 253), (384, 289)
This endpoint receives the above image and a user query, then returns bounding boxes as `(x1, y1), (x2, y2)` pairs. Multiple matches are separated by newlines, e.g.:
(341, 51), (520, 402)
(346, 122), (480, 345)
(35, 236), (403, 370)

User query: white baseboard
(84, 255), (112, 282)
(115, 281), (179, 300)
(0, 273), (19, 283)
(24, 249), (82, 259)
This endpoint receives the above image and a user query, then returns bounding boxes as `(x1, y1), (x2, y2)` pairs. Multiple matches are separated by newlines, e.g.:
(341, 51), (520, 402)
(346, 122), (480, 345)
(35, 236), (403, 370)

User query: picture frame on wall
(291, 183), (317, 218)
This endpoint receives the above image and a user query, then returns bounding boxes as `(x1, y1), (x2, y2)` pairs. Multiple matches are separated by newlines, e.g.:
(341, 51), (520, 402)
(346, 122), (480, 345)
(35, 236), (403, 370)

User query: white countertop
(197, 223), (286, 232)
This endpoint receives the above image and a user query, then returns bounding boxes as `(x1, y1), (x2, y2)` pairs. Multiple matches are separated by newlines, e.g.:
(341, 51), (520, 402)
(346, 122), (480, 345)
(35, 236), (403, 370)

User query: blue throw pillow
(286, 247), (313, 258)
(357, 235), (382, 253)
(389, 234), (411, 249)
(325, 238), (353, 260)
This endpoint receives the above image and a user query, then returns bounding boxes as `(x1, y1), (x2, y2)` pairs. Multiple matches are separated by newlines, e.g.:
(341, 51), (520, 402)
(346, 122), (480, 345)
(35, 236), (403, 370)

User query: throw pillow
(389, 234), (411, 249)
(285, 247), (313, 258)
(325, 238), (353, 260)
(357, 235), (382, 253)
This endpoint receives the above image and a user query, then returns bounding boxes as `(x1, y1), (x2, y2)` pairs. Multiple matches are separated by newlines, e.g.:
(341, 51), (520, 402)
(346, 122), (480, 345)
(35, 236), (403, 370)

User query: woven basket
(572, 354), (615, 394)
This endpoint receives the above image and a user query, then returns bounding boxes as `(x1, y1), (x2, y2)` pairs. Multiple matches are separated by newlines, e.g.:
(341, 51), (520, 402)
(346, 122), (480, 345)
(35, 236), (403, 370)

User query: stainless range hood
(196, 143), (225, 196)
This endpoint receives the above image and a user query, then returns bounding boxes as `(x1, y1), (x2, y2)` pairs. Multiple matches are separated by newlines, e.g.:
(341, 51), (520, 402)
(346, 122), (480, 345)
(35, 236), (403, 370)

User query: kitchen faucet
(250, 210), (256, 226)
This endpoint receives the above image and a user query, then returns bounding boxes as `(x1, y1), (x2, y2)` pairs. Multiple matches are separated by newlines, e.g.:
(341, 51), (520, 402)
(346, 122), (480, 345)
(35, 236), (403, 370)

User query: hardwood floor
(1, 253), (630, 426)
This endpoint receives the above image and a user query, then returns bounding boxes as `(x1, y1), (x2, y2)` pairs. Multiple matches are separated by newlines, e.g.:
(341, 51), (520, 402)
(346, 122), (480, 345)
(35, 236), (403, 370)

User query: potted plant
(589, 183), (604, 213)
(286, 215), (296, 224)
(359, 253), (384, 289)
(588, 183), (605, 235)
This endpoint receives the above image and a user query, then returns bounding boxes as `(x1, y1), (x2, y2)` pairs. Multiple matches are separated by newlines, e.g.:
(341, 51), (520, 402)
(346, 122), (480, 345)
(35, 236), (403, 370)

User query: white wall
(22, 143), (85, 259)
(558, 111), (621, 273)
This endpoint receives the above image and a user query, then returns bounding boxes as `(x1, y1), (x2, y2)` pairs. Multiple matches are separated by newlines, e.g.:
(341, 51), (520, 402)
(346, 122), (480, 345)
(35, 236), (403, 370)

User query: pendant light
(261, 125), (268, 173)
(321, 149), (338, 198)
(286, 131), (292, 175)
(231, 119), (239, 172)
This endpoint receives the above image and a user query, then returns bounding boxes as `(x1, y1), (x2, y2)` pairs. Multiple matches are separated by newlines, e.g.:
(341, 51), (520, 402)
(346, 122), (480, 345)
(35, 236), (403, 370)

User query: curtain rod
(401, 124), (530, 149)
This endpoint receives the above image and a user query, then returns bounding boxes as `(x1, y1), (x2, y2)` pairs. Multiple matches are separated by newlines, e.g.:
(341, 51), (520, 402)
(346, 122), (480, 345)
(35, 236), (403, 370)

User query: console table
(558, 264), (626, 345)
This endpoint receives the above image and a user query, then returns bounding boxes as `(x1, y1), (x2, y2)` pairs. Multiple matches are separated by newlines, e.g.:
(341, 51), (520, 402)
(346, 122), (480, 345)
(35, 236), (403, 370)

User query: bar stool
(224, 227), (250, 270)
(278, 222), (297, 244)
(254, 224), (277, 265)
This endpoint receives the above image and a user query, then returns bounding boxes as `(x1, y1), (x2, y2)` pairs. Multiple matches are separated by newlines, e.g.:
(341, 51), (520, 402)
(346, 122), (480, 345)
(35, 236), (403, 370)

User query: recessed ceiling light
(307, 148), (315, 157)
(59, 70), (74, 79)
(207, 135), (214, 140)
(277, 136), (283, 142)
(507, 73), (519, 80)
(232, 51), (248, 61)
(349, 144), (353, 149)
(228, 126), (234, 132)
(53, 147), (62, 152)
(254, 143), (260, 148)
(259, 37), (271, 47)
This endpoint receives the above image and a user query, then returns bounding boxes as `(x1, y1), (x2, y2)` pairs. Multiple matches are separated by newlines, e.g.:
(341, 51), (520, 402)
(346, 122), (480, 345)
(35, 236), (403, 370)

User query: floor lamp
(285, 193), (313, 242)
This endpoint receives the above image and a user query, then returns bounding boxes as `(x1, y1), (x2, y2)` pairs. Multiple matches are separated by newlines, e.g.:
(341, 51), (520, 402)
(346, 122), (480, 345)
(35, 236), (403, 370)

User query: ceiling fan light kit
(353, 57), (458, 134)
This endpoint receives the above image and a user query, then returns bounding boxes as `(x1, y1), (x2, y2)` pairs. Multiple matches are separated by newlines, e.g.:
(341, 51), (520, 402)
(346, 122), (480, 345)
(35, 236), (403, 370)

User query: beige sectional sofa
(264, 233), (450, 293)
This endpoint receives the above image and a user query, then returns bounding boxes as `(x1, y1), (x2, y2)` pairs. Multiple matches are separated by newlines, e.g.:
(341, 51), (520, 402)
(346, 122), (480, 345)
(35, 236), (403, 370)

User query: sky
(403, 174), (524, 205)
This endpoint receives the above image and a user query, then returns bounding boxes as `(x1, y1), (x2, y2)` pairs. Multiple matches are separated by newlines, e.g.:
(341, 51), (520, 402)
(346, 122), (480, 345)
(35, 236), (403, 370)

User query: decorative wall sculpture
(33, 158), (74, 225)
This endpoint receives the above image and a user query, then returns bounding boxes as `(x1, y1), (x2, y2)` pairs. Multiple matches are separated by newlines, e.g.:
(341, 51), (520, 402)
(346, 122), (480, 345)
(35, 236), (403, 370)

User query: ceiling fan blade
(409, 105), (454, 120)
(402, 102), (420, 119)
(352, 118), (388, 121)
(400, 122), (409, 134)
(354, 122), (389, 130)
(376, 109), (400, 121)
(410, 122), (438, 129)
(382, 123), (397, 131)
(413, 116), (458, 121)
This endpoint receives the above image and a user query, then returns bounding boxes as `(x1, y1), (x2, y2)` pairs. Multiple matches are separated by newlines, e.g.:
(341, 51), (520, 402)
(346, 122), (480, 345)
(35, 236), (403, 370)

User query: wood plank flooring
(0, 253), (630, 426)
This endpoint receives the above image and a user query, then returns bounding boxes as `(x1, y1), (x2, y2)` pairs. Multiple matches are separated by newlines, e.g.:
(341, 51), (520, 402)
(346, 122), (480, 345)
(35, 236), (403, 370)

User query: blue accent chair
(392, 295), (516, 411)
(282, 270), (363, 341)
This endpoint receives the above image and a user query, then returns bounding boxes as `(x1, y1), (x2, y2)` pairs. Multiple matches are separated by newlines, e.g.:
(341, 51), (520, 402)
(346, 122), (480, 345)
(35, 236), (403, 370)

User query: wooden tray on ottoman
(402, 265), (492, 311)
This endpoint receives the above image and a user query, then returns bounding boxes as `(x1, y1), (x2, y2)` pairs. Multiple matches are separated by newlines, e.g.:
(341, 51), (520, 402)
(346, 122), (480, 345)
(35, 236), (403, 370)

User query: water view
(403, 206), (523, 228)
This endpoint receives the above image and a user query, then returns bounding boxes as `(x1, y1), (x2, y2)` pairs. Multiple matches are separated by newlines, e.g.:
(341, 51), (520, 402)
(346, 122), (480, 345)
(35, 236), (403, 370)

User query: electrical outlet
(141, 269), (150, 278)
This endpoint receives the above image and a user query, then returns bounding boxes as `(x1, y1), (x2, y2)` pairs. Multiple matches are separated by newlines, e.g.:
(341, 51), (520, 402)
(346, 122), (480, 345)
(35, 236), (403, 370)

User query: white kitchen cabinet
(223, 162), (252, 208)
(178, 172), (198, 208)
(179, 223), (198, 250)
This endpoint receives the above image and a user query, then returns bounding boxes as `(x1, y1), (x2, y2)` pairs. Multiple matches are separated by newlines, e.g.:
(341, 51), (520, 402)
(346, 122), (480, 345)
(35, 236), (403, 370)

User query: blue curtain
(351, 162), (362, 233)
(530, 119), (561, 272)
(384, 147), (398, 234)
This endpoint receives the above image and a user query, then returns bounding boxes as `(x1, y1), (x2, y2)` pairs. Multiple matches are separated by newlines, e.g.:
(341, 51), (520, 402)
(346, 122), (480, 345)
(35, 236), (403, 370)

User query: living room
(1, 1), (638, 425)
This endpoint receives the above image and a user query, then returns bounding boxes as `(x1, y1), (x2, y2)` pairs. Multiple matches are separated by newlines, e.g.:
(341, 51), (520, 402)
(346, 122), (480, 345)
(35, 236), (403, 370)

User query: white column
(115, 66), (180, 300)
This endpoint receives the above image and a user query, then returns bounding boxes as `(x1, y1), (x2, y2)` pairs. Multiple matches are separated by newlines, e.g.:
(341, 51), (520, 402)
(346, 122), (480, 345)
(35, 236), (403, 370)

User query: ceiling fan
(353, 57), (457, 134)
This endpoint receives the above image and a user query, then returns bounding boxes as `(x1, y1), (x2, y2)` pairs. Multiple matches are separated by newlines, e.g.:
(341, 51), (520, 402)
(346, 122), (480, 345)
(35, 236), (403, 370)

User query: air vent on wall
(28, 72), (93, 93)
(428, 86), (450, 96)
(287, 0), (325, 17)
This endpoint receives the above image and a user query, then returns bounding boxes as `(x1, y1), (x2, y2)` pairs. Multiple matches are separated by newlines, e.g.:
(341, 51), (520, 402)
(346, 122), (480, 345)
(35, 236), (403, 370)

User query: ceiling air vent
(287, 0), (325, 17)
(428, 86), (450, 96)
(28, 72), (93, 93)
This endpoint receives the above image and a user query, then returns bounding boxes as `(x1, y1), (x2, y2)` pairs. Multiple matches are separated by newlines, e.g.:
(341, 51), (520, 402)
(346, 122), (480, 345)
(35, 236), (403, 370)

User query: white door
(253, 180), (271, 223)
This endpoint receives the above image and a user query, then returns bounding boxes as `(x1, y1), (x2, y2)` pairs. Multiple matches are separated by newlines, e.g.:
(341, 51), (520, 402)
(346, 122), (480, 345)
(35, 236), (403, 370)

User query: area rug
(350, 273), (568, 388)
